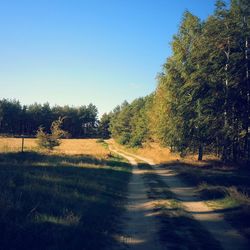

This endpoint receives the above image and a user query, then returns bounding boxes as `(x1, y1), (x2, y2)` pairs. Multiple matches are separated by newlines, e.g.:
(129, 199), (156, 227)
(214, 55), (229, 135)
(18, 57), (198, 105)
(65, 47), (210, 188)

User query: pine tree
(36, 117), (68, 150)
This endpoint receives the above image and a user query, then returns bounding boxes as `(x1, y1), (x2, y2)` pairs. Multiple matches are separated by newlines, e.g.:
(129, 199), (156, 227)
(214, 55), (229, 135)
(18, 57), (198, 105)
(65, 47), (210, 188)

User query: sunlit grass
(207, 196), (239, 209)
(0, 137), (37, 152)
(199, 184), (250, 210)
(173, 163), (250, 241)
(0, 138), (110, 159)
(109, 139), (219, 164)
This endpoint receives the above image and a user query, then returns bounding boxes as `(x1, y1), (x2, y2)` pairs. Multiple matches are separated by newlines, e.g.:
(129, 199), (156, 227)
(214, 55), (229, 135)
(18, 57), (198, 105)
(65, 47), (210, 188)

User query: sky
(0, 0), (225, 116)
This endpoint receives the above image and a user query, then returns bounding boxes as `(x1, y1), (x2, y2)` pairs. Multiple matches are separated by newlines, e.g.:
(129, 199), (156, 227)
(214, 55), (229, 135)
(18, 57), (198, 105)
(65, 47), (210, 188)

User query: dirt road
(110, 147), (164, 250)
(109, 144), (249, 250)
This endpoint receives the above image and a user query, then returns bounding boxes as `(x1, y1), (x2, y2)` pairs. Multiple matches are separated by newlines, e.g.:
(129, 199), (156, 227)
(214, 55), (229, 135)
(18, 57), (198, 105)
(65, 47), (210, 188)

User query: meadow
(0, 138), (131, 250)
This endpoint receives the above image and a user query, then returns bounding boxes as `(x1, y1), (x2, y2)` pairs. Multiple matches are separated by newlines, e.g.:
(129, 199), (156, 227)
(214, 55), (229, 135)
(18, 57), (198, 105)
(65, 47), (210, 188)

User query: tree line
(107, 0), (250, 162)
(0, 99), (98, 138)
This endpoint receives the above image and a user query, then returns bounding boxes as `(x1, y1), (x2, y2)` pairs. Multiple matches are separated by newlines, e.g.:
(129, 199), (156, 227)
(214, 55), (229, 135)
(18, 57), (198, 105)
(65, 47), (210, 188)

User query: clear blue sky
(0, 0), (225, 115)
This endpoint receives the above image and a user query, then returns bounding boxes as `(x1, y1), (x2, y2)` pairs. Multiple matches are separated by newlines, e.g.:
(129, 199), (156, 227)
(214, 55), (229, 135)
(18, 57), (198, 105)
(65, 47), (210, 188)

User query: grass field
(0, 138), (131, 250)
(0, 138), (110, 158)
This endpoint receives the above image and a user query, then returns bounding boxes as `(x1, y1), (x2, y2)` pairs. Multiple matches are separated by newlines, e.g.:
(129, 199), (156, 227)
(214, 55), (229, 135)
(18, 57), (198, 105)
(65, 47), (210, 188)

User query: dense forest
(108, 0), (250, 162)
(1, 0), (249, 162)
(0, 99), (98, 138)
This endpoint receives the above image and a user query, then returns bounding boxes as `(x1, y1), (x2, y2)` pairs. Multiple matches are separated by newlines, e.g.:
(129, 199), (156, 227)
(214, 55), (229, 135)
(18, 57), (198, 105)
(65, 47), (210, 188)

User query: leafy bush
(129, 135), (143, 147)
(118, 132), (131, 145)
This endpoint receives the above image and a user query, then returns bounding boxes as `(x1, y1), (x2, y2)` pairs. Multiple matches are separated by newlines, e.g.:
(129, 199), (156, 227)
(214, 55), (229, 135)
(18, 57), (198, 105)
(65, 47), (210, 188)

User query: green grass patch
(0, 151), (131, 250)
(198, 183), (249, 210)
(168, 162), (250, 242)
(206, 196), (240, 210)
(96, 139), (109, 150)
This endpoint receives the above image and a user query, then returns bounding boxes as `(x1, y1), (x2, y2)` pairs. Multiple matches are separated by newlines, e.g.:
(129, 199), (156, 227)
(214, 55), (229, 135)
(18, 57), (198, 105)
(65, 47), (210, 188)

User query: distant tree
(98, 113), (111, 139)
(0, 99), (22, 135)
(110, 97), (151, 147)
(110, 102), (132, 145)
(0, 98), (99, 138)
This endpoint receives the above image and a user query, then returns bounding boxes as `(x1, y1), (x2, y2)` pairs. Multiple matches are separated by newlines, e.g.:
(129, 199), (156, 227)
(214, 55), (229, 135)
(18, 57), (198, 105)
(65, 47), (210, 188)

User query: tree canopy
(109, 0), (250, 162)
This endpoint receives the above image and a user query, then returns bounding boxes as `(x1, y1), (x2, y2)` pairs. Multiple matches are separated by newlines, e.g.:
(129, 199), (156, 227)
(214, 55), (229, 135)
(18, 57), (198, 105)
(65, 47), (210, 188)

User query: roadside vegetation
(138, 163), (222, 250)
(171, 162), (250, 241)
(0, 139), (131, 250)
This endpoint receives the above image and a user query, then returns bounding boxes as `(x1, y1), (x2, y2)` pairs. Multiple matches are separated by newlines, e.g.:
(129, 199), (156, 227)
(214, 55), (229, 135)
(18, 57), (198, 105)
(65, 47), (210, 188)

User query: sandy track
(110, 145), (249, 250)
(110, 147), (164, 250)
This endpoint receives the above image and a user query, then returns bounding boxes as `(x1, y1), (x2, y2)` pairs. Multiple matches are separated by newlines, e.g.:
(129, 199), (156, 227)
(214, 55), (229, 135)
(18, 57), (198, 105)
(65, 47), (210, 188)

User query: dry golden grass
(109, 139), (179, 164)
(55, 139), (109, 158)
(109, 139), (219, 165)
(182, 154), (219, 166)
(0, 137), (37, 152)
(134, 142), (180, 164)
(0, 138), (109, 159)
(0, 137), (218, 164)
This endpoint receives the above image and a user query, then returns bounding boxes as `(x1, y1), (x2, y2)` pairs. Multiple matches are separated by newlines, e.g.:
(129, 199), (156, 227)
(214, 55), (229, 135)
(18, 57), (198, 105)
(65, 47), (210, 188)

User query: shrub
(36, 117), (68, 150)
(118, 132), (131, 145)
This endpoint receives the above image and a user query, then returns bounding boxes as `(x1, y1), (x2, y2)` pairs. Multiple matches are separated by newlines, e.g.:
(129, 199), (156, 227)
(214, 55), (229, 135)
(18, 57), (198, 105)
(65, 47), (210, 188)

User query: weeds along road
(108, 143), (249, 250)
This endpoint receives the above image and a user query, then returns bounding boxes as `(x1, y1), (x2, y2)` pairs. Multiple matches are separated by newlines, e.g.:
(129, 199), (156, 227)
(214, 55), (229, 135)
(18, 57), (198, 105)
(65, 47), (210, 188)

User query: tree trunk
(243, 12), (249, 161)
(198, 144), (203, 161)
(233, 140), (238, 162)
(245, 34), (249, 161)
